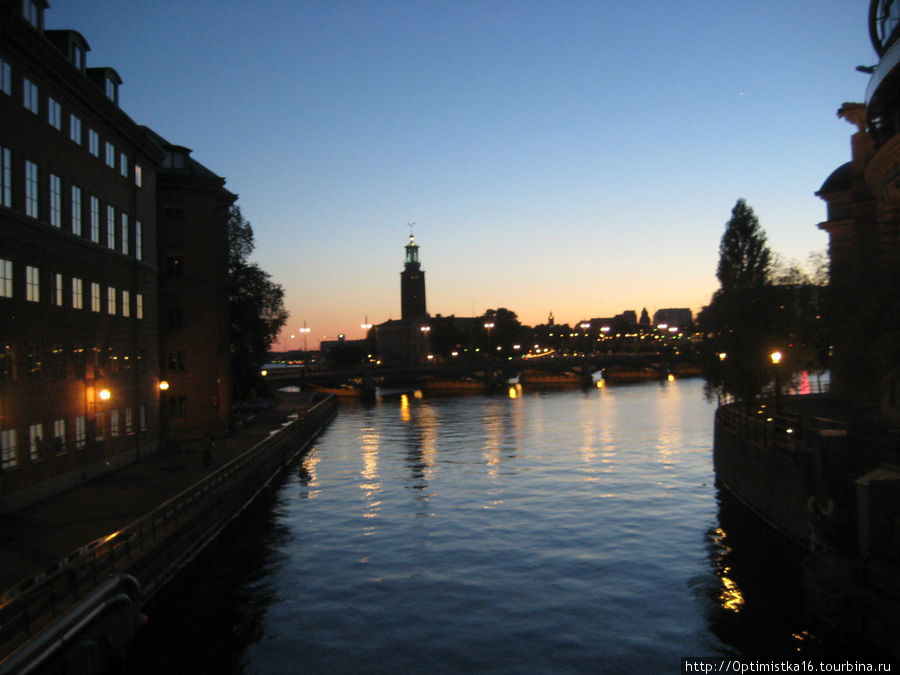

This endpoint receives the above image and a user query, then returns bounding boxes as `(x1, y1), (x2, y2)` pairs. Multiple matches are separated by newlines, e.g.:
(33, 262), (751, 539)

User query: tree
(716, 198), (771, 290)
(227, 205), (289, 399)
(479, 308), (523, 358)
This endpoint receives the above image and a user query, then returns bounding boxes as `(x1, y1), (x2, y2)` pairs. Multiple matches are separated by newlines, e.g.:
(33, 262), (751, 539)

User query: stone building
(816, 0), (900, 423)
(0, 1), (235, 510)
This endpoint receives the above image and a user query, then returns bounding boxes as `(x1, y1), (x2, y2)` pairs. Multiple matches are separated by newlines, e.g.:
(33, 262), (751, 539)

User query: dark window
(51, 344), (65, 380)
(167, 351), (185, 372)
(168, 395), (187, 418)
(166, 256), (184, 278)
(0, 344), (15, 381)
(27, 345), (42, 380)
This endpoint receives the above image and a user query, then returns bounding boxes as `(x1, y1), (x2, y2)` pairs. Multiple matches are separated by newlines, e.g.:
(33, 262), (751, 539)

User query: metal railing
(0, 394), (337, 665)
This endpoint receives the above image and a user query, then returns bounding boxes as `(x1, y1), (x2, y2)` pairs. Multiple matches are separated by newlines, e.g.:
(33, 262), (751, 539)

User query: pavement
(0, 393), (316, 595)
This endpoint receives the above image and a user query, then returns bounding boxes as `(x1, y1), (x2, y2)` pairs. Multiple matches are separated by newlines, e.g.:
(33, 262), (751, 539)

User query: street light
(299, 321), (311, 351)
(770, 350), (783, 413)
(98, 388), (111, 401)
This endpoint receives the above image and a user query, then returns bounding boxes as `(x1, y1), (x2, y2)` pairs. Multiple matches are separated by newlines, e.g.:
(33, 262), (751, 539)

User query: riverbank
(0, 392), (337, 672)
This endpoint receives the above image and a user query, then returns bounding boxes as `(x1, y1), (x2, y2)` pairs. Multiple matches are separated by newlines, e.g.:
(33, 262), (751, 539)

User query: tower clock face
(871, 0), (900, 55)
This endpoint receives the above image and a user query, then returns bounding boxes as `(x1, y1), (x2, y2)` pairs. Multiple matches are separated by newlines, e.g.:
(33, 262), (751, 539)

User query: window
(2, 428), (17, 470)
(120, 152), (128, 178)
(90, 196), (100, 242)
(91, 282), (100, 312)
(26, 345), (41, 380)
(125, 408), (133, 435)
(135, 164), (142, 188)
(105, 141), (115, 168)
(48, 97), (61, 130)
(107, 286), (116, 314)
(122, 289), (130, 317)
(69, 114), (81, 144)
(72, 276), (83, 309)
(25, 160), (38, 218)
(121, 213), (129, 255)
(0, 58), (10, 96)
(0, 344), (14, 381)
(75, 415), (86, 449)
(72, 45), (84, 70)
(105, 77), (117, 102)
(110, 409), (119, 438)
(88, 129), (99, 157)
(166, 256), (184, 278)
(22, 0), (42, 29)
(139, 404), (147, 431)
(106, 205), (115, 249)
(53, 419), (66, 454)
(51, 344), (65, 380)
(71, 185), (82, 235)
(0, 259), (11, 298)
(49, 173), (61, 226)
(53, 272), (63, 306)
(136, 293), (143, 319)
(23, 77), (38, 114)
(26, 265), (39, 302)
(135, 221), (142, 260)
(72, 346), (85, 379)
(29, 423), (42, 462)
(1, 146), (10, 207)
(168, 352), (185, 372)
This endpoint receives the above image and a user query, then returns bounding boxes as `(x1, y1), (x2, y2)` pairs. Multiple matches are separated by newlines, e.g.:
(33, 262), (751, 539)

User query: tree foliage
(700, 200), (828, 407)
(227, 205), (289, 400)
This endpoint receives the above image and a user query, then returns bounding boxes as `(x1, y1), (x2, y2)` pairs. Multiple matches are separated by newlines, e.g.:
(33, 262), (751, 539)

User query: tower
(401, 232), (427, 320)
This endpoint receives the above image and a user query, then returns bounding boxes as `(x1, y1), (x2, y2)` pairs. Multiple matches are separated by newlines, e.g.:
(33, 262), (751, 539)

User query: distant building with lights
(0, 1), (235, 510)
(652, 308), (693, 331)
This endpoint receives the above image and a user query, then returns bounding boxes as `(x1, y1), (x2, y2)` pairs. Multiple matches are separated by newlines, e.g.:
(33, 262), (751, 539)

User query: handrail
(0, 395), (337, 663)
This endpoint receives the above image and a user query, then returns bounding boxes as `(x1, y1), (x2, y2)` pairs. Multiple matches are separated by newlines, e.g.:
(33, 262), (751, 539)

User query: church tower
(401, 232), (427, 319)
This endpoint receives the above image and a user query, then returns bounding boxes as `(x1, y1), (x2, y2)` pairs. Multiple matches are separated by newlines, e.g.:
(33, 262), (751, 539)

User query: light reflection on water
(127, 378), (834, 674)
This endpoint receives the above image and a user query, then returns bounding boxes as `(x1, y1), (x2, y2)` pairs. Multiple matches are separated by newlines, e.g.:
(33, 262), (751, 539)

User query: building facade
(816, 0), (900, 423)
(0, 1), (236, 510)
(400, 233), (426, 320)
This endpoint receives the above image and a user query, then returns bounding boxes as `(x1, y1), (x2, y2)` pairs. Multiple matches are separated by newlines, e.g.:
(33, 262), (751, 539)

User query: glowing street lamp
(98, 388), (111, 401)
(770, 350), (783, 413)
(299, 321), (311, 351)
(158, 380), (170, 391)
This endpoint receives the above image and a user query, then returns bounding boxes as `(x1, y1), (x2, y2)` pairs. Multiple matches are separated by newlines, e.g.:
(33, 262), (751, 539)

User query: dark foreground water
(128, 379), (838, 673)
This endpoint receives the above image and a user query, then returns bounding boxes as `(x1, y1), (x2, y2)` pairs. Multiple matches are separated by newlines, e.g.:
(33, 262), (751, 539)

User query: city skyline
(47, 1), (874, 349)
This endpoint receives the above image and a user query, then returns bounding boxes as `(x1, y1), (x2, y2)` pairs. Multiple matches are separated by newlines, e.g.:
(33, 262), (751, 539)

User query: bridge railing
(0, 394), (337, 665)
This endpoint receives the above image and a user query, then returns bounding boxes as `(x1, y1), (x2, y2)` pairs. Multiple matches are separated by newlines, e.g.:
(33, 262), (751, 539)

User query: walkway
(0, 393), (315, 595)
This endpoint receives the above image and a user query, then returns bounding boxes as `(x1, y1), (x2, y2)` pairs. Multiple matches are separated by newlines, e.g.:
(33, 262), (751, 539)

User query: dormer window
(72, 45), (84, 70)
(163, 150), (186, 169)
(105, 76), (117, 103)
(22, 0), (45, 30)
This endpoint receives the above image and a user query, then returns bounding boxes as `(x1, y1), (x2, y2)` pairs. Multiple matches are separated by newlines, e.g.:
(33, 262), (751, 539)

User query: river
(127, 378), (831, 673)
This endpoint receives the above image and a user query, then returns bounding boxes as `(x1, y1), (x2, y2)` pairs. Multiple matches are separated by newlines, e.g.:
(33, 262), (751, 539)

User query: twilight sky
(48, 1), (875, 349)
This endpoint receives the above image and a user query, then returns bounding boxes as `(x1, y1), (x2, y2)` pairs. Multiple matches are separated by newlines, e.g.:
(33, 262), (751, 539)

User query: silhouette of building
(401, 233), (426, 320)
(652, 308), (692, 331)
(816, 1), (900, 422)
(0, 1), (235, 510)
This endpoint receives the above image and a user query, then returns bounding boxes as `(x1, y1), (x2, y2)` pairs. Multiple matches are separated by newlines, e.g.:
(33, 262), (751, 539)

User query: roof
(817, 161), (853, 195)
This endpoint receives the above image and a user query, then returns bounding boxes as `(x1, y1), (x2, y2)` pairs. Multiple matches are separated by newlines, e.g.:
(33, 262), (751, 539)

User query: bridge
(265, 352), (700, 394)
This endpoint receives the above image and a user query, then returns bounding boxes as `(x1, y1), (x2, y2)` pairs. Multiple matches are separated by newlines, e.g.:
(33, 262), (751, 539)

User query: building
(376, 233), (431, 365)
(0, 1), (235, 510)
(652, 308), (693, 331)
(815, 2), (900, 422)
(400, 232), (426, 320)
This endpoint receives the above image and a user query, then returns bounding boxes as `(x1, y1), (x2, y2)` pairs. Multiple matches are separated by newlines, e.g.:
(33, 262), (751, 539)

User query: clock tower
(401, 232), (427, 320)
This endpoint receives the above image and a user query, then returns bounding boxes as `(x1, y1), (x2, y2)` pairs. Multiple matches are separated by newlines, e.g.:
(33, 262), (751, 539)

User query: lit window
(91, 282), (100, 312)
(0, 258), (11, 297)
(23, 78), (38, 114)
(1, 146), (10, 207)
(105, 141), (115, 168)
(71, 185), (82, 235)
(0, 58), (10, 96)
(90, 196), (100, 242)
(134, 164), (142, 187)
(25, 265), (39, 302)
(53, 419), (66, 454)
(75, 415), (86, 448)
(107, 285), (116, 314)
(25, 160), (38, 218)
(1, 428), (17, 470)
(88, 129), (99, 157)
(135, 221), (142, 260)
(72, 277), (83, 309)
(106, 205), (115, 249)
(54, 272), (63, 306)
(110, 409), (119, 438)
(69, 114), (81, 144)
(121, 213), (129, 254)
(136, 293), (143, 319)
(122, 289), (130, 317)
(48, 97), (61, 130)
(49, 173), (61, 226)
(29, 423), (42, 462)
(120, 152), (128, 178)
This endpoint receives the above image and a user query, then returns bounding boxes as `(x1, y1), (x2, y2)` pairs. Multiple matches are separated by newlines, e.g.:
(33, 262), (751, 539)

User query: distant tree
(227, 205), (289, 400)
(479, 308), (522, 357)
(716, 198), (771, 290)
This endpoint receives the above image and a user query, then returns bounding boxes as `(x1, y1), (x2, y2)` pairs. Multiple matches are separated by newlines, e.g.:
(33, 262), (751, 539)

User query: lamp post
(770, 350), (783, 414)
(299, 321), (311, 352)
(420, 325), (431, 363)
(484, 322), (495, 357)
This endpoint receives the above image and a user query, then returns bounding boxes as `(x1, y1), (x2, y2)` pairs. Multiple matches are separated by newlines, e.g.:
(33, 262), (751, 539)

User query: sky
(47, 1), (876, 350)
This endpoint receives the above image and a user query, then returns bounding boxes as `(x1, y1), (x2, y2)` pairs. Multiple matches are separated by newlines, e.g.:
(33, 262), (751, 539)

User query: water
(128, 379), (830, 673)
